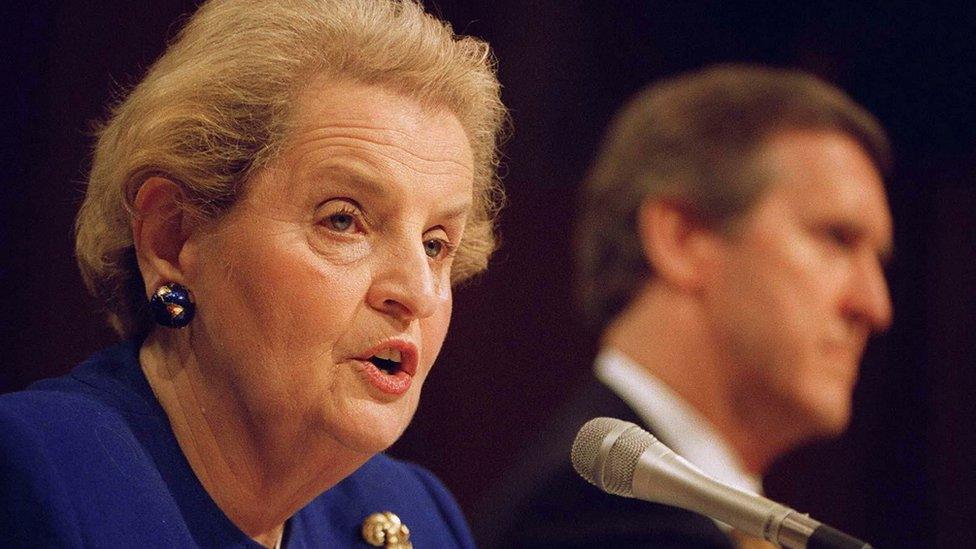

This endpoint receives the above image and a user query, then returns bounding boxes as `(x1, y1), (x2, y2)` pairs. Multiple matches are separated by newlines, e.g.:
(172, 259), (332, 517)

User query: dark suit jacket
(0, 342), (475, 548)
(474, 378), (734, 548)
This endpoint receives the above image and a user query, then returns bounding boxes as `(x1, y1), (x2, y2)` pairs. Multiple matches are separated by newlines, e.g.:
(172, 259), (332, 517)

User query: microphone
(571, 417), (872, 549)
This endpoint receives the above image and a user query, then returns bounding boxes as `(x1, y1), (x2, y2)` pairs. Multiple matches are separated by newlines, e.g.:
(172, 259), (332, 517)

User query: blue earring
(150, 283), (195, 328)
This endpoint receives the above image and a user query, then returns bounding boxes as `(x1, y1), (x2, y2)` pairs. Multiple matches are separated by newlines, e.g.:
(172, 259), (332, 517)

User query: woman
(0, 0), (506, 547)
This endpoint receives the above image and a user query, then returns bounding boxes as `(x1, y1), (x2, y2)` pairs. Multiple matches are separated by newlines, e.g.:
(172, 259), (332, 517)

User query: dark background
(3, 2), (974, 547)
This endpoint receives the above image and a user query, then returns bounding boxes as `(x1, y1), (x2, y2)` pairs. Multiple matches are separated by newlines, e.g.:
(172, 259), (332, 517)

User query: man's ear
(636, 198), (724, 293)
(132, 177), (192, 295)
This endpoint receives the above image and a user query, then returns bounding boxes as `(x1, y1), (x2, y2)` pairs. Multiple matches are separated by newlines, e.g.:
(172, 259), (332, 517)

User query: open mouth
(356, 342), (416, 396)
(368, 349), (403, 375)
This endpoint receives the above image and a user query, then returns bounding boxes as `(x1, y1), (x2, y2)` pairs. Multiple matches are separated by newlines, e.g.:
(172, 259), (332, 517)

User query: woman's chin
(326, 397), (419, 455)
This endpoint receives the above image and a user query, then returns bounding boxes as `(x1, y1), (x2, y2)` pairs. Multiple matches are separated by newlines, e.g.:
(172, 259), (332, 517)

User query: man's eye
(424, 239), (444, 258)
(826, 226), (856, 248)
(327, 213), (355, 232)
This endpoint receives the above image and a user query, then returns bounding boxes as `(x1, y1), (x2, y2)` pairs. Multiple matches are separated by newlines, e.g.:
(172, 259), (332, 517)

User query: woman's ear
(636, 198), (724, 293)
(132, 177), (192, 295)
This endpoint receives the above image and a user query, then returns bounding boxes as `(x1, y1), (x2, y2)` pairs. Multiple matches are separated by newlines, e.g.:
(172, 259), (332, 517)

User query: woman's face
(180, 80), (474, 455)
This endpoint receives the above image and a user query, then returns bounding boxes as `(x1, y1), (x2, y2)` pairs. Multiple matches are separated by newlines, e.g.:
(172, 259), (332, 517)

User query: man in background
(478, 64), (894, 548)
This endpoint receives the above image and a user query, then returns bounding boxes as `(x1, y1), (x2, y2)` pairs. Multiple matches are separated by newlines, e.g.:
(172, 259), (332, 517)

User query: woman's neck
(138, 333), (367, 545)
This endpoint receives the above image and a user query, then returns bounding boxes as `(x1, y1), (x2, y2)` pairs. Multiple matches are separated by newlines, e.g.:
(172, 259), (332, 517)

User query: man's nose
(844, 252), (893, 333)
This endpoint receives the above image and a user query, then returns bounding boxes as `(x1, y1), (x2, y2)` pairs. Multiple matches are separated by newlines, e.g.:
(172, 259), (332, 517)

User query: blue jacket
(0, 343), (475, 548)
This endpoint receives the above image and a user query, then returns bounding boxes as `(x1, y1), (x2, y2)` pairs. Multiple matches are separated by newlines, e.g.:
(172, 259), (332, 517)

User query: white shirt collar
(594, 347), (762, 495)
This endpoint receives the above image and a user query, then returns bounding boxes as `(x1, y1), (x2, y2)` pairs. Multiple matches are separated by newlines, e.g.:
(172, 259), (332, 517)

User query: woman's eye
(423, 238), (445, 258)
(327, 212), (356, 232)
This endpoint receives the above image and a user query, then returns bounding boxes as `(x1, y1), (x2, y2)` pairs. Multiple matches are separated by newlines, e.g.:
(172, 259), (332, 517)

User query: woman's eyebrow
(312, 165), (390, 198)
(312, 164), (473, 218)
(437, 202), (473, 222)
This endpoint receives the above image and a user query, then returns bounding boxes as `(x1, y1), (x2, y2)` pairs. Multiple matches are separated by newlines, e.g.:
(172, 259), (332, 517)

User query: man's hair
(75, 0), (508, 339)
(575, 64), (891, 328)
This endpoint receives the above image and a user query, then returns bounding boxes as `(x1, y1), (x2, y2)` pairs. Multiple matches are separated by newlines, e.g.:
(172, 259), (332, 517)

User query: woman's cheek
(307, 230), (373, 265)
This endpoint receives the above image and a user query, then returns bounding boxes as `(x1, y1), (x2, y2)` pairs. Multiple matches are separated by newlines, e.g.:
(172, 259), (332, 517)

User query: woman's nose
(366, 241), (441, 322)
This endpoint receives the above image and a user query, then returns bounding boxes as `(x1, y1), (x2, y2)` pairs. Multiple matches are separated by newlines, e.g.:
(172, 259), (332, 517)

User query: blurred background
(3, 1), (974, 547)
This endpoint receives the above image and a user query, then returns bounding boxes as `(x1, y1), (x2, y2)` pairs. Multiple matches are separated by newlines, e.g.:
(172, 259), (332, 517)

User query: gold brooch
(361, 511), (413, 549)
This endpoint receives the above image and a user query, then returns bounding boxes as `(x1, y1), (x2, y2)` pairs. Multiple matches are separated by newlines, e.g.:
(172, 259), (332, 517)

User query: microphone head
(571, 417), (656, 497)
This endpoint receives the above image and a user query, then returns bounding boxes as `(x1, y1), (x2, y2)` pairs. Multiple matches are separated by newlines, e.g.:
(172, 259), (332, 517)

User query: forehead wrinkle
(293, 120), (443, 149)
(296, 144), (473, 187)
(288, 122), (472, 173)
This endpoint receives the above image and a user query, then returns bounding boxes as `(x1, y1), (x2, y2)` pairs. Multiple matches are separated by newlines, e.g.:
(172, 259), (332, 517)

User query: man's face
(706, 129), (893, 441)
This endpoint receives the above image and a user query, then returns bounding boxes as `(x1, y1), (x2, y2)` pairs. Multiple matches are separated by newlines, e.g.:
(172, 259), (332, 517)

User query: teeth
(373, 348), (402, 362)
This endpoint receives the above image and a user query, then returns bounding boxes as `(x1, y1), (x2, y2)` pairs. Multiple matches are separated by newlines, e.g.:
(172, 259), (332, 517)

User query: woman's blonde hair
(76, 0), (508, 339)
